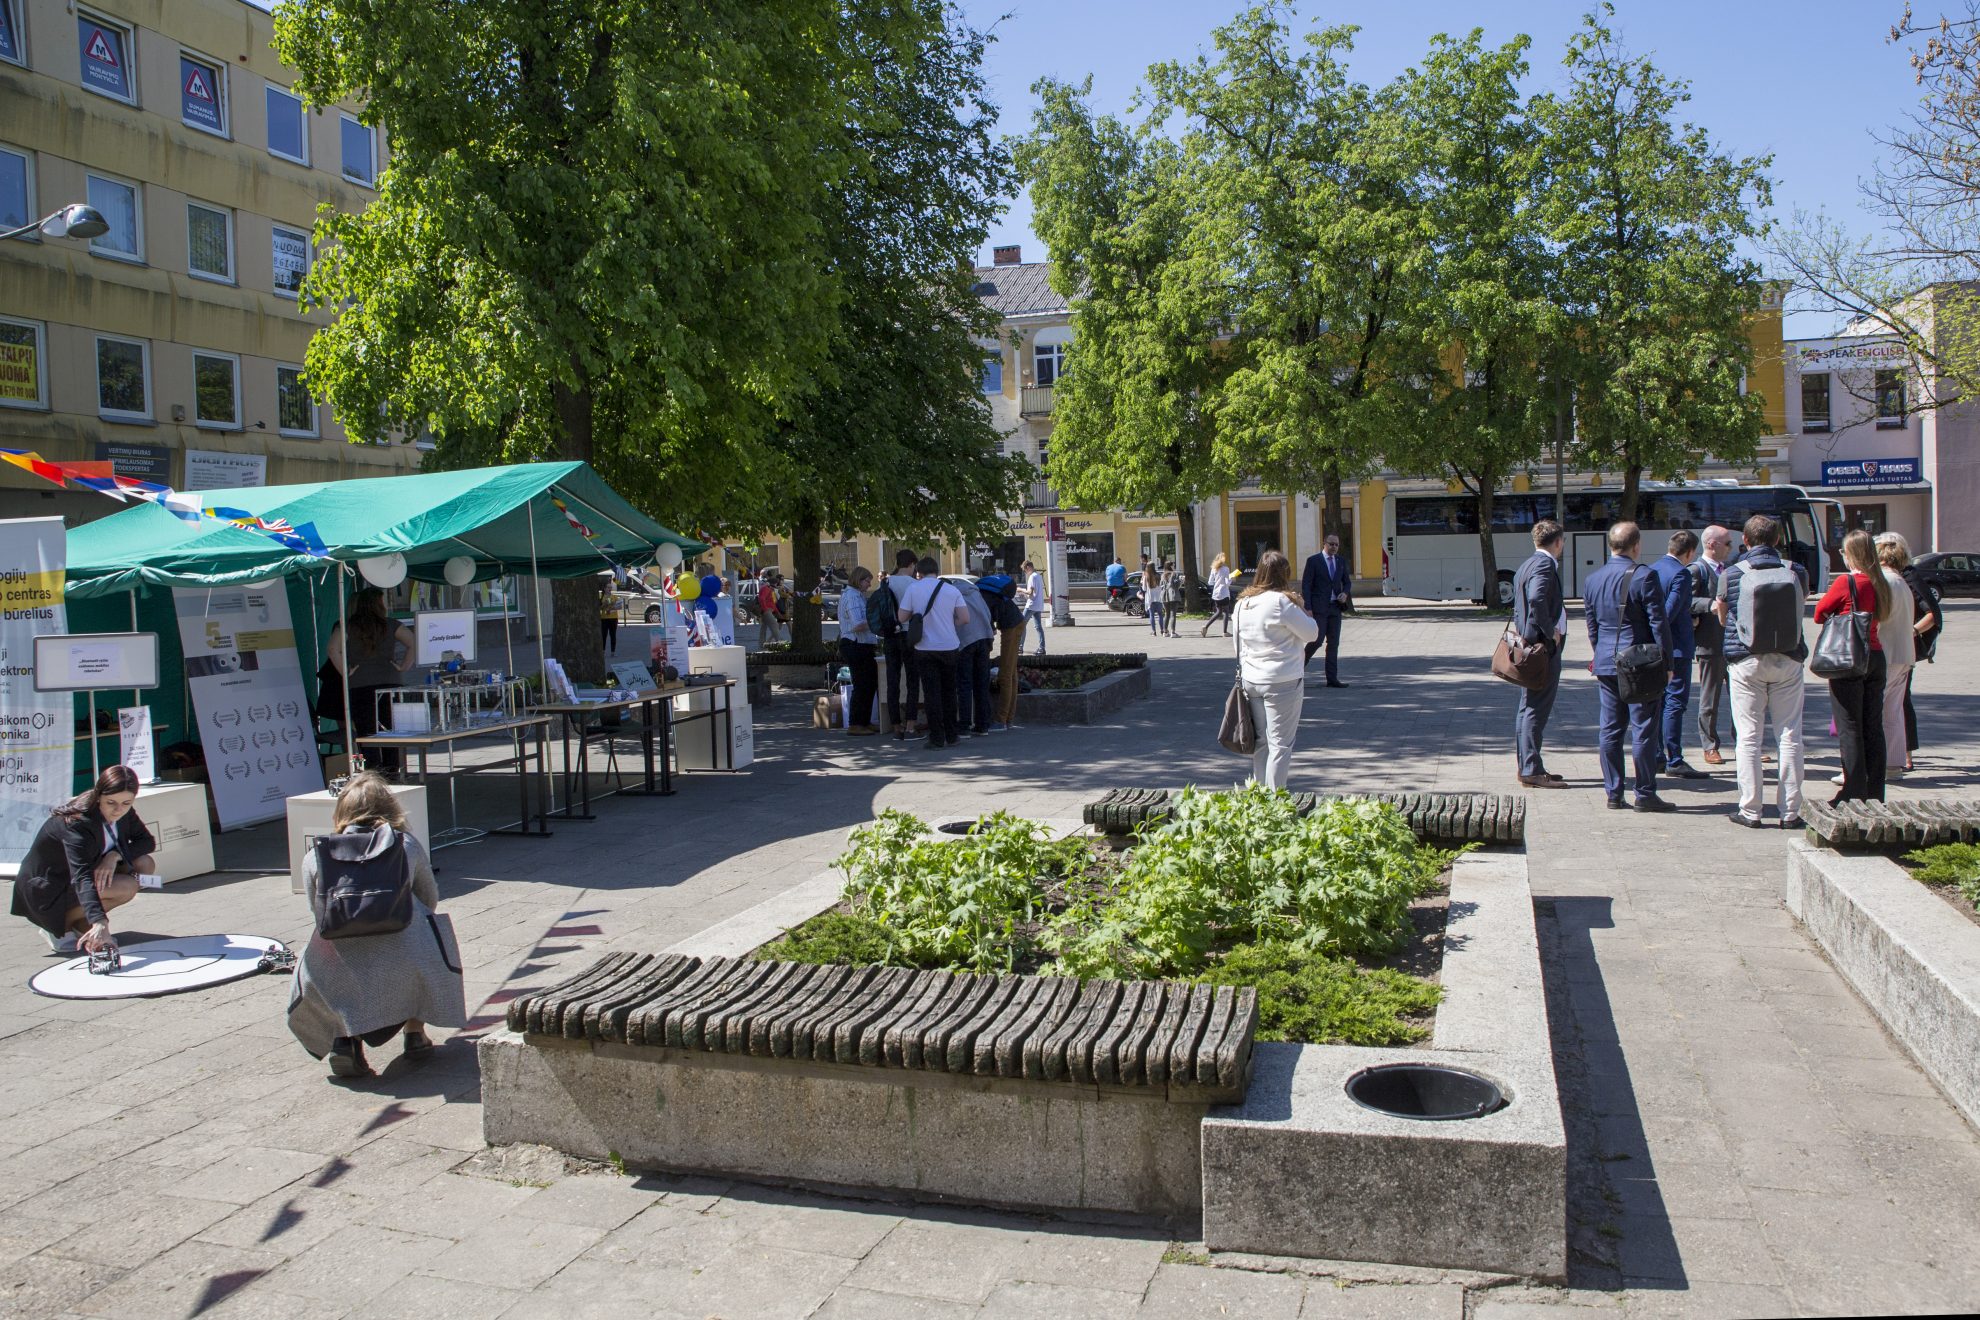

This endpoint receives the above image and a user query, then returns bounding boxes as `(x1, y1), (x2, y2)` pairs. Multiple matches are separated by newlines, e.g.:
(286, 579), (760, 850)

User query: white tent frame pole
(528, 512), (548, 687)
(127, 590), (141, 780)
(337, 563), (358, 773)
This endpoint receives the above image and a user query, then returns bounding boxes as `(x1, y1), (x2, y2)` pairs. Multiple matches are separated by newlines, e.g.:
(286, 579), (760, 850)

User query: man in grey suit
(1689, 525), (1734, 764)
(1513, 519), (1568, 788)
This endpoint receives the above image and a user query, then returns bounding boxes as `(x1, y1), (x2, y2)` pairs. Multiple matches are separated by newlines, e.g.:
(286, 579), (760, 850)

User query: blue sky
(961, 0), (1926, 337)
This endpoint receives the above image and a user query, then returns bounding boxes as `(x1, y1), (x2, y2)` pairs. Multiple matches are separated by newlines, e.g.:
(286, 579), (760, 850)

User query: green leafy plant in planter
(834, 810), (1088, 972)
(1904, 843), (1980, 906)
(1048, 785), (1457, 980)
(1196, 941), (1442, 1045)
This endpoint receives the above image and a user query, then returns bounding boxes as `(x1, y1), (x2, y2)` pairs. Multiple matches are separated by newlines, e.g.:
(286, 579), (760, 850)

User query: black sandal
(402, 1030), (435, 1060)
(328, 1037), (371, 1078)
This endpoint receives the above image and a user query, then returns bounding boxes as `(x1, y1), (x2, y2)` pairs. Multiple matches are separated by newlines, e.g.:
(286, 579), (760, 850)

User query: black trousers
(958, 639), (993, 732)
(600, 617), (618, 652)
(1829, 650), (1888, 802)
(884, 635), (918, 727)
(1903, 668), (1920, 754)
(839, 638), (878, 728)
(916, 648), (961, 745)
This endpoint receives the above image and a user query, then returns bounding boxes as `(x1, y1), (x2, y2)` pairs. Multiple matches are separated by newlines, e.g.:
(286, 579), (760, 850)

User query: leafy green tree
(1532, 9), (1773, 522)
(1148, 8), (1427, 553)
(1386, 32), (1558, 603)
(1015, 79), (1236, 607)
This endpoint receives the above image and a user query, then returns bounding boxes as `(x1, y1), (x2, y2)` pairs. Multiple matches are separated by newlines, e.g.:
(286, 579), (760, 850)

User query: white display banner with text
(0, 518), (72, 867)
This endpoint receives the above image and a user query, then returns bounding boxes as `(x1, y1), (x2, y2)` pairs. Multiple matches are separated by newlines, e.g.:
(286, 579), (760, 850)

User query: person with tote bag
(1811, 529), (1891, 803)
(1228, 550), (1319, 789)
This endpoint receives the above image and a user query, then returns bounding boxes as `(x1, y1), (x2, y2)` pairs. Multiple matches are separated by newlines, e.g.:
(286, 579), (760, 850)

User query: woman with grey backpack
(289, 772), (464, 1079)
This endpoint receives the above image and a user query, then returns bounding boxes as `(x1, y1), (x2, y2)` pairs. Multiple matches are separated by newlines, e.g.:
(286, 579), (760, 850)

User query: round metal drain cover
(1346, 1063), (1506, 1121)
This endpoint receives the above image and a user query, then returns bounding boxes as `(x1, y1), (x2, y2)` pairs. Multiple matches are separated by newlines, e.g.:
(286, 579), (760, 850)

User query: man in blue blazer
(1301, 533), (1354, 687)
(1583, 521), (1672, 812)
(1646, 530), (1704, 779)
(1512, 519), (1568, 788)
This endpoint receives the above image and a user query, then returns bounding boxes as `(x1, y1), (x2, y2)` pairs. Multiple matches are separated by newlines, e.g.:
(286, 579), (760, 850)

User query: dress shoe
(1605, 795), (1627, 810)
(1730, 810), (1768, 829)
(1518, 774), (1566, 789)
(1701, 749), (1725, 766)
(1326, 680), (1350, 689)
(847, 724), (878, 736)
(1634, 795), (1677, 814)
(1543, 772), (1566, 783)
(1779, 815), (1804, 830)
(1666, 762), (1705, 779)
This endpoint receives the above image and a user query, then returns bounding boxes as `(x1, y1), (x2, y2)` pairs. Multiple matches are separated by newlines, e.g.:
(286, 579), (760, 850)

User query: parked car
(1915, 551), (1980, 600)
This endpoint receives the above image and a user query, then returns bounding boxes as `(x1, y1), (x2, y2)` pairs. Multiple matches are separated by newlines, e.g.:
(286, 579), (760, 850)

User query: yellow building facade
(0, 0), (420, 523)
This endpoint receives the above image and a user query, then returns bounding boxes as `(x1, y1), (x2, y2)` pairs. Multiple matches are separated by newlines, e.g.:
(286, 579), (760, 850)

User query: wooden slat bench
(1802, 799), (1980, 849)
(1083, 788), (1527, 848)
(481, 954), (1258, 1218)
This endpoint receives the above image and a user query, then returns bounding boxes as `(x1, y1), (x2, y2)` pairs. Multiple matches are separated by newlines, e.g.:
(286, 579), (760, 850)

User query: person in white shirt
(1020, 560), (1048, 656)
(883, 550), (923, 738)
(1200, 553), (1235, 637)
(896, 557), (972, 749)
(1875, 533), (1917, 779)
(838, 567), (879, 735)
(1233, 550), (1321, 789)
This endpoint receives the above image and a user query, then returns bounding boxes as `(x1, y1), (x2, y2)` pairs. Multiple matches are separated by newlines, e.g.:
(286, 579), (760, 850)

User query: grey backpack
(1735, 562), (1804, 656)
(310, 824), (414, 940)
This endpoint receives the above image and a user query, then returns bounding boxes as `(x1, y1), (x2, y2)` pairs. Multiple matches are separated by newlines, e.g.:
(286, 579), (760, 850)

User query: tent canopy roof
(65, 461), (706, 599)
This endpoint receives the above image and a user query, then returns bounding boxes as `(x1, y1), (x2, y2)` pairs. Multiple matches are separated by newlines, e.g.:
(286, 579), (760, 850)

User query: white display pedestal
(285, 785), (431, 894)
(674, 646), (751, 771)
(142, 781), (215, 884)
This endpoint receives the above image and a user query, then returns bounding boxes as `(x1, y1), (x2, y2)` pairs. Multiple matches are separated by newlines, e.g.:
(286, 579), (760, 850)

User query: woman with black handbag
(289, 772), (464, 1079)
(1812, 530), (1891, 803)
(1229, 551), (1319, 789)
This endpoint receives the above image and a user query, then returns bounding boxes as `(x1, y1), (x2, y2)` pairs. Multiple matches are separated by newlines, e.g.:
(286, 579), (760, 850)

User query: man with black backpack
(876, 549), (918, 738)
(1714, 514), (1810, 828)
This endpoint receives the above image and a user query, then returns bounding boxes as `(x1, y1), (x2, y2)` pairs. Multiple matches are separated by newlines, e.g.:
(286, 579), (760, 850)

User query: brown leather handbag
(1491, 625), (1552, 690)
(1219, 602), (1258, 756)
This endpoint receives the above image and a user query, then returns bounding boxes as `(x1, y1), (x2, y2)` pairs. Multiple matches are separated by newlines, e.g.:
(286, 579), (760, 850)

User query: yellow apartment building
(0, 0), (420, 523)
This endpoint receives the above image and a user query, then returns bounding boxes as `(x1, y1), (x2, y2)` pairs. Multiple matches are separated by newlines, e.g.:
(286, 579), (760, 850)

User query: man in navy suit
(1301, 533), (1354, 687)
(1583, 521), (1673, 812)
(1646, 530), (1704, 779)
(1512, 518), (1567, 788)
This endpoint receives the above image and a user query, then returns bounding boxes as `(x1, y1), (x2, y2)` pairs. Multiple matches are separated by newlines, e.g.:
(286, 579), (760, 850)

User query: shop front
(1815, 456), (1934, 567)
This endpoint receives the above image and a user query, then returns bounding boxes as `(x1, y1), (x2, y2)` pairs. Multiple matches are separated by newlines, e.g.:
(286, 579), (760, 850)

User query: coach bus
(1381, 483), (1837, 603)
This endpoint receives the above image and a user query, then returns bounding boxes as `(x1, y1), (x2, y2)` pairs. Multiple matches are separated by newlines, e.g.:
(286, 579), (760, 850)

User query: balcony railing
(1027, 480), (1060, 510)
(1020, 384), (1055, 416)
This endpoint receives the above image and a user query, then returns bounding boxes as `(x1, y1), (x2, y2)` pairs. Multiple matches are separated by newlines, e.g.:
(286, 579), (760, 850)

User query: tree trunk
(1321, 462), (1345, 567)
(789, 512), (824, 653)
(1176, 503), (1203, 613)
(1619, 463), (1643, 524)
(550, 379), (606, 681)
(1474, 482), (1503, 609)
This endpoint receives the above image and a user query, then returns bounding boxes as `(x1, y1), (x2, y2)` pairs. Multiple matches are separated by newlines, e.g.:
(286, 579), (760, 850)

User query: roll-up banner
(0, 518), (72, 868)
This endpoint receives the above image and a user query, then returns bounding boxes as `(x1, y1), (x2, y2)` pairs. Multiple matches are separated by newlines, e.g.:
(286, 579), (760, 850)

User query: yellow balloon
(673, 574), (701, 601)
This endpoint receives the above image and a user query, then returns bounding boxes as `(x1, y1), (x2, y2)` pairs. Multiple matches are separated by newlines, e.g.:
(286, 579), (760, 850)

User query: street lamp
(0, 203), (110, 243)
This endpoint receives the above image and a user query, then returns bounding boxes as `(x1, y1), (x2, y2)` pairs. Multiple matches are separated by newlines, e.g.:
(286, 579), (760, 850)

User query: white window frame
(0, 0), (26, 72)
(276, 363), (318, 437)
(0, 315), (48, 411)
(94, 335), (152, 422)
(271, 223), (311, 296)
(266, 84), (308, 165)
(1033, 340), (1066, 386)
(185, 201), (234, 283)
(0, 143), (34, 242)
(84, 171), (142, 263)
(76, 8), (135, 106)
(178, 48), (229, 139)
(191, 350), (241, 430)
(339, 113), (376, 187)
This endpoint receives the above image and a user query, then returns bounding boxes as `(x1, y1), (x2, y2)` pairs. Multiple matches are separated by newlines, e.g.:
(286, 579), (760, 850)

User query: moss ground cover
(753, 784), (1452, 1046)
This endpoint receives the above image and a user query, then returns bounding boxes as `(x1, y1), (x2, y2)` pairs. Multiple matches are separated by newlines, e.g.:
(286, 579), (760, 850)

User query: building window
(0, 0), (24, 67)
(0, 145), (31, 236)
(186, 202), (233, 282)
(95, 336), (150, 420)
(1801, 372), (1830, 433)
(1875, 369), (1906, 427)
(272, 224), (310, 295)
(180, 52), (228, 136)
(192, 352), (240, 429)
(0, 317), (47, 410)
(1034, 340), (1065, 386)
(981, 353), (1002, 394)
(276, 365), (317, 436)
(76, 10), (134, 103)
(85, 172), (141, 261)
(267, 85), (307, 164)
(340, 114), (375, 186)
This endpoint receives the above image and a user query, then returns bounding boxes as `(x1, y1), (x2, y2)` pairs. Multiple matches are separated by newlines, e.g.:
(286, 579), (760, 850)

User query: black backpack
(979, 576), (1024, 631)
(310, 824), (415, 940)
(868, 579), (900, 639)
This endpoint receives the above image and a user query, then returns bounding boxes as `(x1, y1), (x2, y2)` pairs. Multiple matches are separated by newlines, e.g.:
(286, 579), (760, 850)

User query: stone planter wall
(1014, 664), (1151, 725)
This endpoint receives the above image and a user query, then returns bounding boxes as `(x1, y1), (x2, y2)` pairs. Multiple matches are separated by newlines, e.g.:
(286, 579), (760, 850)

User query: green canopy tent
(62, 462), (705, 795)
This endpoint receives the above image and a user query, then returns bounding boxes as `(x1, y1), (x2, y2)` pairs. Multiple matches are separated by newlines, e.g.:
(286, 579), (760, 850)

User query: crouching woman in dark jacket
(288, 772), (464, 1079)
(11, 766), (153, 955)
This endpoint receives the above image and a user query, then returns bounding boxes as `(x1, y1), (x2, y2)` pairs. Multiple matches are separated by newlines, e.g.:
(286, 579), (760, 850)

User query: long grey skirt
(287, 903), (467, 1058)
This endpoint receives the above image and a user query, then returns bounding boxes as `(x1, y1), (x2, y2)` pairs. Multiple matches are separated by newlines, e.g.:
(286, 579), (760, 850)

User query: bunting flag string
(2, 448), (329, 557)
(549, 492), (623, 571)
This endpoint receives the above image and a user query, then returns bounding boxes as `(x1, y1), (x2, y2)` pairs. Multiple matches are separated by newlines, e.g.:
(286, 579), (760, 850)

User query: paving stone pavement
(3, 599), (1978, 1318)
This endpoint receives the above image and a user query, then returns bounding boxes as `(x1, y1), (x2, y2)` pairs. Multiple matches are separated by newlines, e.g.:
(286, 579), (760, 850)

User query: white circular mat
(29, 934), (289, 1001)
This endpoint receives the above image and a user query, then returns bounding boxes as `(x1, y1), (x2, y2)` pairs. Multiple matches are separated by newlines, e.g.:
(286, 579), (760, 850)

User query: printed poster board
(0, 518), (72, 868)
(414, 610), (477, 666)
(173, 583), (323, 828)
(32, 632), (158, 691)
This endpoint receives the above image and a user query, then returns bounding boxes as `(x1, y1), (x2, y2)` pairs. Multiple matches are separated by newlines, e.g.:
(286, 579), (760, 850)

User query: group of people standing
(1512, 512), (1942, 825)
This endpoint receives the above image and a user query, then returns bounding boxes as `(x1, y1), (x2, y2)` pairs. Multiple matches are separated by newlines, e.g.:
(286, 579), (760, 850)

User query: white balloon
(443, 555), (476, 587)
(655, 542), (684, 571)
(358, 553), (408, 588)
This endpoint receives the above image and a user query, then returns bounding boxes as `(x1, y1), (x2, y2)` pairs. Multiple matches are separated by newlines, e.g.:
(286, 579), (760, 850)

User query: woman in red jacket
(1813, 529), (1892, 803)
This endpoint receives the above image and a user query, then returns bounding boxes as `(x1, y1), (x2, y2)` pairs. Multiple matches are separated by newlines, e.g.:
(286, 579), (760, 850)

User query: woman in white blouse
(1233, 550), (1320, 789)
(1200, 553), (1235, 637)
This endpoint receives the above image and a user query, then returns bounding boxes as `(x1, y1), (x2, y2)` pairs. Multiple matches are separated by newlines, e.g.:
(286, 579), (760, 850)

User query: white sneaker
(45, 930), (79, 955)
(1830, 772), (1847, 786)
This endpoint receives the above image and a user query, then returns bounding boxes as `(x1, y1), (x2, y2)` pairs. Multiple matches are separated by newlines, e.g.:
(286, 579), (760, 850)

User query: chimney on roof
(992, 245), (1022, 266)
